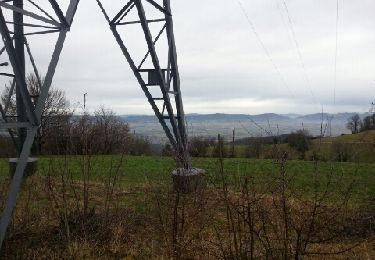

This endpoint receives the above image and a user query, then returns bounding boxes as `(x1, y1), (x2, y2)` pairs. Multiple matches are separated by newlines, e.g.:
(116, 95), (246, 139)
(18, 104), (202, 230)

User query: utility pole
(83, 92), (87, 110)
(231, 128), (235, 158)
(14, 0), (27, 156)
(328, 116), (333, 136)
(218, 134), (222, 158)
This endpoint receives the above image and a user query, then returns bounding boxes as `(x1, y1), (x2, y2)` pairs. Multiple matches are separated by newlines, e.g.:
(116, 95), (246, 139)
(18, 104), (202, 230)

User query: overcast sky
(1, 0), (375, 115)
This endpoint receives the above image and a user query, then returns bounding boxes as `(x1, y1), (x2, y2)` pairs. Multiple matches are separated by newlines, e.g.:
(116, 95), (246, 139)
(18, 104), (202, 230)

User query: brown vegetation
(0, 163), (373, 259)
(1, 134), (373, 259)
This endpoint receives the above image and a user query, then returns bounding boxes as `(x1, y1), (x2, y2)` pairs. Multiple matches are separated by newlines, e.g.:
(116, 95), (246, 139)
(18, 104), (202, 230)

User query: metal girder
(138, 24), (166, 74)
(48, 0), (69, 28)
(163, 0), (188, 166)
(96, 0), (190, 168)
(117, 18), (165, 26)
(0, 121), (31, 129)
(0, 7), (38, 126)
(134, 1), (183, 151)
(0, 0), (81, 250)
(26, 0), (59, 24)
(0, 1), (60, 26)
(24, 37), (42, 88)
(144, 0), (171, 16)
(23, 29), (61, 36)
(0, 0), (189, 251)
(0, 127), (37, 247)
(0, 72), (14, 77)
(96, 0), (179, 152)
(5, 21), (59, 30)
(0, 45), (6, 56)
(111, 0), (134, 25)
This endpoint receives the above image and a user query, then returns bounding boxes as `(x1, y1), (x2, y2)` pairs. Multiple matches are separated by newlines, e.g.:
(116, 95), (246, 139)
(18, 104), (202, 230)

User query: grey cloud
(1, 0), (374, 115)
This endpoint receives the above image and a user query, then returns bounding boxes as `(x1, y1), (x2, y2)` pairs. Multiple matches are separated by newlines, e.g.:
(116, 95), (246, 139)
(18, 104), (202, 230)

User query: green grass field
(1, 155), (373, 203)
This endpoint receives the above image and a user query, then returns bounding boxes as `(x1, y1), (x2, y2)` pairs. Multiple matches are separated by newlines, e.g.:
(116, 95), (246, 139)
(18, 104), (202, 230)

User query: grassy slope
(232, 130), (375, 162)
(321, 130), (375, 143)
(308, 130), (375, 162)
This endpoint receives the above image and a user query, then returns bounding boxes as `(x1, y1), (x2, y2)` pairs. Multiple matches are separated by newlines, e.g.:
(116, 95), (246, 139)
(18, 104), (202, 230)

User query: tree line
(0, 74), (151, 157)
(346, 113), (375, 133)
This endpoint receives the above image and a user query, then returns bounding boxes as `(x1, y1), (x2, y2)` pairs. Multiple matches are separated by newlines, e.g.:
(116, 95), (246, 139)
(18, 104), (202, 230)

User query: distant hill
(120, 112), (367, 143)
(124, 113), (340, 122)
(297, 112), (367, 121)
(123, 113), (291, 124)
(124, 115), (158, 123)
(182, 113), (290, 122)
(122, 112), (368, 123)
(250, 113), (291, 121)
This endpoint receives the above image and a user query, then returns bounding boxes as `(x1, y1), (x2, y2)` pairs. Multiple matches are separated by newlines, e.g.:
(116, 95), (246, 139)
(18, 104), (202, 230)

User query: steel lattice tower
(0, 0), (190, 249)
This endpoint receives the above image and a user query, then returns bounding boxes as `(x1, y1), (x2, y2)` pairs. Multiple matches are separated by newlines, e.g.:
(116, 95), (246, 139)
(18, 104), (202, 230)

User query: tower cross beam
(0, 0), (81, 250)
(0, 0), (191, 251)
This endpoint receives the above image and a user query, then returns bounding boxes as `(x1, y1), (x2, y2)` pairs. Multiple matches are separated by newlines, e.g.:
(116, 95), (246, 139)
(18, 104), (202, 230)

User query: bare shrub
(212, 135), (228, 158)
(145, 180), (211, 259)
(41, 108), (127, 246)
(331, 140), (353, 162)
(189, 136), (215, 157)
(214, 153), (364, 259)
(263, 143), (290, 160)
(287, 130), (311, 159)
(244, 138), (263, 159)
(128, 135), (152, 156)
(0, 136), (15, 157)
(162, 143), (173, 156)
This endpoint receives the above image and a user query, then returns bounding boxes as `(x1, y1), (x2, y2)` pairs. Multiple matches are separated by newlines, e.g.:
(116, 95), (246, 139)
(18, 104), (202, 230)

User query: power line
(281, 0), (321, 108)
(235, 0), (296, 100)
(333, 0), (339, 106)
(327, 0), (340, 136)
(274, 0), (294, 48)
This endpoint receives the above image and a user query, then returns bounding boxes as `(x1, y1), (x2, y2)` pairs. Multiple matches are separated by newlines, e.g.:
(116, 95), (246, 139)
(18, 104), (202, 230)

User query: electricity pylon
(96, 0), (189, 169)
(0, 0), (78, 249)
(0, 0), (190, 249)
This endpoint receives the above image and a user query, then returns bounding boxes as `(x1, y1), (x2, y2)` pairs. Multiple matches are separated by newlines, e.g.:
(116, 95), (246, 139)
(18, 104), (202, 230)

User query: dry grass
(0, 172), (373, 259)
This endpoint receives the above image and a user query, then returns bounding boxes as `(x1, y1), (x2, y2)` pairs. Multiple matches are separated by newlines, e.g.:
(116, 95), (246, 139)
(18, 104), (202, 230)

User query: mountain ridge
(121, 112), (367, 122)
(119, 112), (366, 141)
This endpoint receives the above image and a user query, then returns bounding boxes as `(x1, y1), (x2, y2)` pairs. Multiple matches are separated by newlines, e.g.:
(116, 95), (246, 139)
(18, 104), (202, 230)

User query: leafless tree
(93, 106), (131, 154)
(346, 113), (361, 134)
(360, 114), (375, 131)
(1, 73), (70, 154)
(58, 107), (133, 156)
